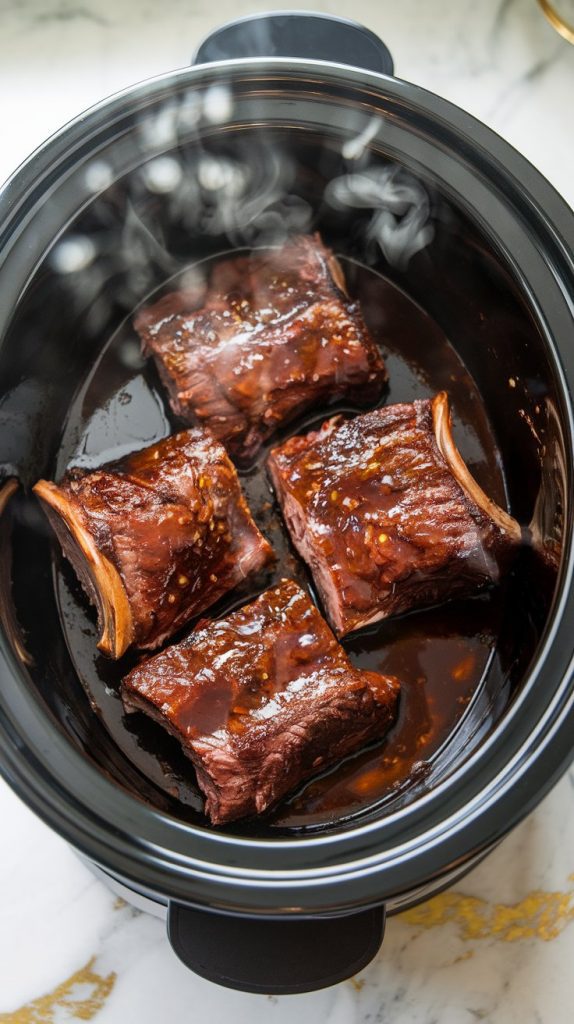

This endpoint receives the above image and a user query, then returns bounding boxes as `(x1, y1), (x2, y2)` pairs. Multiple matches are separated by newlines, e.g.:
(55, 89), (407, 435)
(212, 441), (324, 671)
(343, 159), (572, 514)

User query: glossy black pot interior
(1, 14), (573, 995)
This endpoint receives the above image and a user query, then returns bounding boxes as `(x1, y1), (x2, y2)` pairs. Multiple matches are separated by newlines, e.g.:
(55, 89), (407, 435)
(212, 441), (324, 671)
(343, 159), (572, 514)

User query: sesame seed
(261, 672), (269, 681)
(153, 450), (160, 460)
(210, 573), (218, 583)
(330, 490), (339, 502)
(178, 516), (188, 525)
(178, 575), (189, 586)
(378, 533), (388, 544)
(167, 594), (176, 604)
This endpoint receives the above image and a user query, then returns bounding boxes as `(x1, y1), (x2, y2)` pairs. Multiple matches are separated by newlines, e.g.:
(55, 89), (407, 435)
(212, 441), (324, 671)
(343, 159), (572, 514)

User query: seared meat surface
(122, 579), (400, 824)
(268, 393), (521, 636)
(134, 234), (386, 462)
(34, 429), (273, 658)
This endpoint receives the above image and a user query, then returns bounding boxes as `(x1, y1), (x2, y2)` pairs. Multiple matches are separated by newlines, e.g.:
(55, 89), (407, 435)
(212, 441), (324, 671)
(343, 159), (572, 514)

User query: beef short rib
(122, 579), (400, 824)
(34, 429), (273, 658)
(268, 392), (522, 636)
(134, 233), (386, 463)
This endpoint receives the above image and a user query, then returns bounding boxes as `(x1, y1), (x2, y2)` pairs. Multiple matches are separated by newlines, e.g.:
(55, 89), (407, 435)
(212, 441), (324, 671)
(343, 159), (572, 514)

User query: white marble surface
(1, 1), (574, 1021)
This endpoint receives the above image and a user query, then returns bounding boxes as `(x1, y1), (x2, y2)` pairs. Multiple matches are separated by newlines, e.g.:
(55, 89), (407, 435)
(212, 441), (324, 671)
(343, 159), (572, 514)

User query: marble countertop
(1, 1), (573, 1021)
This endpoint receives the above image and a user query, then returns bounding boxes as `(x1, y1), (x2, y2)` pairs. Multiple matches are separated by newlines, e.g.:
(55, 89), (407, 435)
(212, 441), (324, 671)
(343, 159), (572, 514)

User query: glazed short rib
(268, 393), (522, 636)
(122, 579), (400, 824)
(34, 429), (273, 658)
(134, 233), (386, 463)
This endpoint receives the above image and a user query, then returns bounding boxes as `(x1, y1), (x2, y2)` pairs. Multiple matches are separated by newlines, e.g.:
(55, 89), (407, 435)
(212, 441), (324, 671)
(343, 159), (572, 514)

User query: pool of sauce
(54, 254), (510, 834)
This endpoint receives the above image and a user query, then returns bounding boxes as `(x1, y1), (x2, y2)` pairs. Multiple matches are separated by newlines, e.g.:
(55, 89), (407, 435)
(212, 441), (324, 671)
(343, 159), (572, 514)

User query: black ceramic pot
(0, 12), (573, 995)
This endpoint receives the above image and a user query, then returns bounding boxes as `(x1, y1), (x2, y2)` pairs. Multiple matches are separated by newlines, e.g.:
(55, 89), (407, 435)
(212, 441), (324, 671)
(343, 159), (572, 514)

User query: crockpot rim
(1, 57), (574, 914)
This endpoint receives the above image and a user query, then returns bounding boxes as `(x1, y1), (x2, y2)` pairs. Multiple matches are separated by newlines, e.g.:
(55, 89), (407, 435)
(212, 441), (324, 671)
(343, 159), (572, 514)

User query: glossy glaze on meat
(134, 234), (386, 463)
(122, 579), (400, 824)
(34, 429), (273, 658)
(268, 393), (522, 636)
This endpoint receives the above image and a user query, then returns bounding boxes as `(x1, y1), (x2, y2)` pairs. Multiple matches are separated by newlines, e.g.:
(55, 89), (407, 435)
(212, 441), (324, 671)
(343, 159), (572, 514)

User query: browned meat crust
(34, 429), (273, 658)
(268, 393), (521, 636)
(134, 234), (386, 463)
(122, 579), (400, 824)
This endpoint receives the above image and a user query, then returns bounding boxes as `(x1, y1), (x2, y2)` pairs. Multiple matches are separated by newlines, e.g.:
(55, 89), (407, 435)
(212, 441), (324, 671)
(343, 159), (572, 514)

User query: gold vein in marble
(402, 887), (574, 942)
(444, 949), (475, 968)
(0, 957), (116, 1023)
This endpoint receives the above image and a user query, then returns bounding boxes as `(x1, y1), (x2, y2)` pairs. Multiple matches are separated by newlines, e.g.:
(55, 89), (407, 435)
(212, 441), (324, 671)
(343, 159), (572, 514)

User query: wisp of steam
(49, 83), (434, 339)
(326, 164), (435, 270)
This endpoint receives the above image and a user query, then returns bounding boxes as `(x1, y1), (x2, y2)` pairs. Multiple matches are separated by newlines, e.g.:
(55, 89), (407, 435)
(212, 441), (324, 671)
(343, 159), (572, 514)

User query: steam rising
(49, 83), (434, 335)
(326, 166), (435, 269)
(341, 116), (383, 161)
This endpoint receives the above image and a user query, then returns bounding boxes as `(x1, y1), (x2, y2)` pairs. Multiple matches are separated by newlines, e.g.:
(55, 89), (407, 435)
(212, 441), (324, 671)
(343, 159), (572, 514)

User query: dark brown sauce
(53, 254), (509, 833)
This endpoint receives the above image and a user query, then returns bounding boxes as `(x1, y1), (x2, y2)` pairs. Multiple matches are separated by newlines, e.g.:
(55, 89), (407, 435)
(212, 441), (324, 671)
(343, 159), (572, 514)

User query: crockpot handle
(167, 901), (386, 994)
(192, 12), (394, 76)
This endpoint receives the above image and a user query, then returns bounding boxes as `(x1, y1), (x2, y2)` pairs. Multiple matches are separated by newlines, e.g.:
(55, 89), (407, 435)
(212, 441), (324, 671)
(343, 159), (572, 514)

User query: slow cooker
(0, 11), (573, 995)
